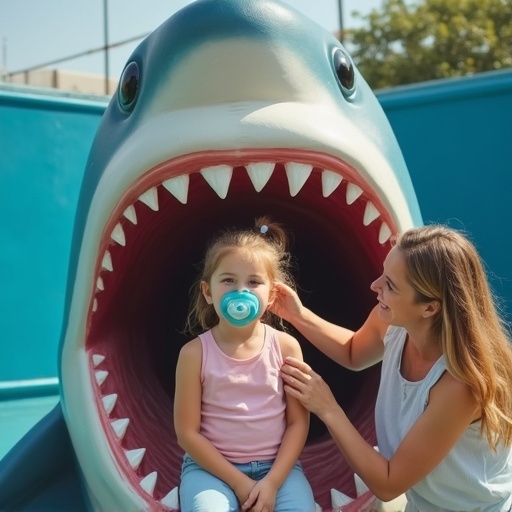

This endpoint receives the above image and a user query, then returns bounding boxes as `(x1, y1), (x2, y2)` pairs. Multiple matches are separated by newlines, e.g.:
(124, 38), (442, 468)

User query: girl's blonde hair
(185, 216), (295, 335)
(396, 225), (512, 449)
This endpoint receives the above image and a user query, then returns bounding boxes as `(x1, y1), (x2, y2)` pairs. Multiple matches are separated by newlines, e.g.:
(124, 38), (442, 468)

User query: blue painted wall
(379, 70), (512, 321)
(0, 88), (107, 383)
(0, 69), (511, 387)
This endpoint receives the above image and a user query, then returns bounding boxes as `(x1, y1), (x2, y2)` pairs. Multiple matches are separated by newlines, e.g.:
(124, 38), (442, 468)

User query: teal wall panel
(379, 70), (512, 319)
(0, 88), (107, 381)
(0, 70), (511, 387)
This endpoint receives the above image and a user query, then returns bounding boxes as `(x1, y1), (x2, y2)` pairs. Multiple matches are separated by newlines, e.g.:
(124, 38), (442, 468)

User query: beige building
(3, 68), (118, 96)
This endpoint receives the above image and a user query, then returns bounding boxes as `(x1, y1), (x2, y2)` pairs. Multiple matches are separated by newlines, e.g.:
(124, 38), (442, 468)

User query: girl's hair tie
(260, 225), (269, 234)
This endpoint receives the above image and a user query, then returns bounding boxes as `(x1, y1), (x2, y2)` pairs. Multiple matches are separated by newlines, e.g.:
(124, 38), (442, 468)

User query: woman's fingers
(282, 357), (313, 382)
(283, 356), (312, 372)
(283, 383), (304, 405)
(273, 281), (293, 293)
(281, 372), (302, 389)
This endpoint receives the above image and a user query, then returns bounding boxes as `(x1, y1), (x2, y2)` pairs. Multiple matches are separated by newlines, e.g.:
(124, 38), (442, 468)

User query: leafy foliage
(346, 0), (512, 89)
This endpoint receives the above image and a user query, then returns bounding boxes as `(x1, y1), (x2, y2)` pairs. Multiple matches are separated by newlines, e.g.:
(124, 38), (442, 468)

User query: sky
(0, 0), (382, 81)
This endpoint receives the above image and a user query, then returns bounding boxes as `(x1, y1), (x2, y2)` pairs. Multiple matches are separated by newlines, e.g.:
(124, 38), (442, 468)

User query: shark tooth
(363, 201), (380, 226)
(125, 448), (146, 470)
(92, 298), (98, 312)
(95, 370), (108, 386)
(162, 175), (189, 204)
(101, 251), (113, 272)
(92, 354), (105, 367)
(111, 418), (130, 440)
(140, 471), (158, 496)
(245, 162), (275, 192)
(321, 169), (343, 197)
(354, 472), (369, 497)
(138, 187), (159, 211)
(160, 486), (179, 508)
(346, 183), (363, 205)
(331, 488), (353, 508)
(200, 165), (233, 199)
(284, 162), (313, 197)
(101, 394), (117, 415)
(111, 223), (126, 246)
(379, 222), (392, 244)
(96, 277), (104, 291)
(123, 205), (138, 224)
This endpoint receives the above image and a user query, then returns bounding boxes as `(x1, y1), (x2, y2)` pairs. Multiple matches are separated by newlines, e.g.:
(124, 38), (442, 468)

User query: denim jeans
(179, 454), (316, 512)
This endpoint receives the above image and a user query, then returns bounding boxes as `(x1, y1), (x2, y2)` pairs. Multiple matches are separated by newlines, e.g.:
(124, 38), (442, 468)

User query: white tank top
(375, 326), (512, 511)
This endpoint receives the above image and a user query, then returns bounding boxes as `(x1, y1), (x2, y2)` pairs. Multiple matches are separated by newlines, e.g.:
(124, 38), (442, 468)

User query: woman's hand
(280, 357), (339, 420)
(269, 282), (304, 324)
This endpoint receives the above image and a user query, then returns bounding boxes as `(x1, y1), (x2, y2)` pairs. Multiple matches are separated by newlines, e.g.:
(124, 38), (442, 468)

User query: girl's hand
(269, 282), (304, 324)
(241, 477), (278, 512)
(234, 477), (257, 508)
(280, 357), (339, 420)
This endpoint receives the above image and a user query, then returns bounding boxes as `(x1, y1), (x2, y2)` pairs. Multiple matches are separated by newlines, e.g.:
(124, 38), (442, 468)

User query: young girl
(174, 217), (316, 512)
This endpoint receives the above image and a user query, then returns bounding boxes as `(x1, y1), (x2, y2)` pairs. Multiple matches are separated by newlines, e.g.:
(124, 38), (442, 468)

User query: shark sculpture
(0, 0), (422, 510)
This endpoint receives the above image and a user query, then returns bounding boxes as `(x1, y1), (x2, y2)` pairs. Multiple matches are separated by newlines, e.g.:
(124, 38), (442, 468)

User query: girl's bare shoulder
(275, 329), (303, 359)
(178, 336), (202, 360)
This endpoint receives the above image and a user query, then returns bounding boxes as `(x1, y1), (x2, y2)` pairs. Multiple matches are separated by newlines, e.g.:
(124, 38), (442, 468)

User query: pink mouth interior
(86, 150), (391, 509)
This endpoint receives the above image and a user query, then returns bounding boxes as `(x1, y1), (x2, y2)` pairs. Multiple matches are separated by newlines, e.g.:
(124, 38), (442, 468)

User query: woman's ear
(423, 300), (441, 318)
(201, 281), (213, 304)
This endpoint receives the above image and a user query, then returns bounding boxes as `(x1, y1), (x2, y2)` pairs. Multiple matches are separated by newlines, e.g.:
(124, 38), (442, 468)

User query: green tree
(347, 0), (512, 89)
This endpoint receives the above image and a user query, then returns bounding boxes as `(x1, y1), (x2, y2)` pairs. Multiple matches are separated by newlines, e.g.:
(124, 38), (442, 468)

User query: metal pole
(337, 0), (344, 43)
(103, 0), (110, 95)
(2, 38), (7, 81)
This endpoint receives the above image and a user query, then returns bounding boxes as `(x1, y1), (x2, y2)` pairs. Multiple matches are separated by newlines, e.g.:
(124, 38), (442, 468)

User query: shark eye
(333, 48), (355, 98)
(119, 61), (140, 113)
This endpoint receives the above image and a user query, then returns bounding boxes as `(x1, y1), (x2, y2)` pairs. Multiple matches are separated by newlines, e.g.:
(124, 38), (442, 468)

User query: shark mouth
(83, 148), (393, 510)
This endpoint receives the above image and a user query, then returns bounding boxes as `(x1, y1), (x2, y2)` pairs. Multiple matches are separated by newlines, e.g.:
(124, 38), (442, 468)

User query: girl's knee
(181, 490), (236, 512)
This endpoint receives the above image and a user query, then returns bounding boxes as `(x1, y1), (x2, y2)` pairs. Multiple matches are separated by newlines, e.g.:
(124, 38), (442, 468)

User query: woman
(275, 225), (512, 511)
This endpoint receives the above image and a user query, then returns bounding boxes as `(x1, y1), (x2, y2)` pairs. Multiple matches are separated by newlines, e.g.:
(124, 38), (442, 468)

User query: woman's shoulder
(429, 371), (479, 420)
(434, 371), (475, 399)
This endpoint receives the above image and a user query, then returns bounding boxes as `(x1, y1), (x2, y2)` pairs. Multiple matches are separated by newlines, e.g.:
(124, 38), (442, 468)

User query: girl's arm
(271, 283), (387, 370)
(242, 331), (310, 511)
(268, 331), (310, 485)
(282, 359), (479, 501)
(174, 338), (255, 503)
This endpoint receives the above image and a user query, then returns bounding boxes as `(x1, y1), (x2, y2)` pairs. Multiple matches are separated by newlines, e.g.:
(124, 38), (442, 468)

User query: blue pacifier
(220, 290), (260, 327)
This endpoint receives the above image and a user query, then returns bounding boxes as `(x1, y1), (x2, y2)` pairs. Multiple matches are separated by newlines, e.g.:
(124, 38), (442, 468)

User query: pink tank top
(199, 325), (286, 463)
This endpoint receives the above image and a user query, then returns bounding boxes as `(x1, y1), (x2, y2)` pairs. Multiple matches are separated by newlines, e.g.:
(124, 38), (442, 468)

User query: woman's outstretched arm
(271, 282), (387, 370)
(281, 358), (479, 501)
